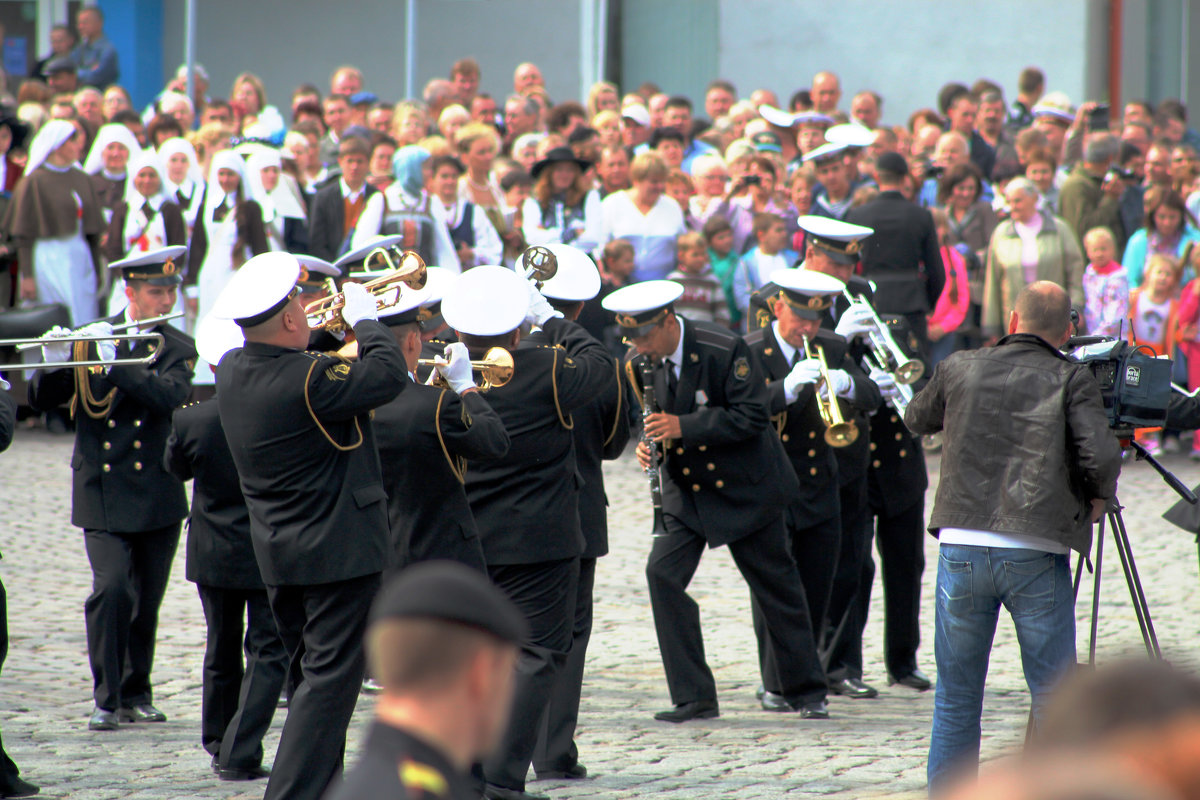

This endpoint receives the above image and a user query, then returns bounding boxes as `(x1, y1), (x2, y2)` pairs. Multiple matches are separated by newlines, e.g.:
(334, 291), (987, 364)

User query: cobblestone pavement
(2, 425), (1199, 799)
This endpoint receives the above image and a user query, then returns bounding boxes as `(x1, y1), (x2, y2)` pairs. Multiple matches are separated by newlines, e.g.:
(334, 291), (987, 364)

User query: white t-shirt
(939, 527), (1069, 555)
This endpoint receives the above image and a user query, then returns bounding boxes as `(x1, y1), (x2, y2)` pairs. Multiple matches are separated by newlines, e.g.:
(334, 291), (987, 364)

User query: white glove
(340, 282), (378, 327)
(437, 342), (476, 394)
(869, 367), (901, 402)
(525, 281), (563, 328)
(783, 359), (822, 403)
(834, 305), (877, 340)
(78, 322), (117, 369)
(818, 368), (854, 401)
(40, 325), (73, 363)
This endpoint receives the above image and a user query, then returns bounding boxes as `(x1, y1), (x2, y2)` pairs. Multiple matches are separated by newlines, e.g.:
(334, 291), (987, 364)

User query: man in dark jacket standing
(905, 281), (1121, 794)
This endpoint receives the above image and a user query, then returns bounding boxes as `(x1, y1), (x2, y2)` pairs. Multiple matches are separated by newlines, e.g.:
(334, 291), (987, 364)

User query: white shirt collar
(340, 179), (363, 201)
(665, 317), (686, 377)
(771, 320), (799, 364)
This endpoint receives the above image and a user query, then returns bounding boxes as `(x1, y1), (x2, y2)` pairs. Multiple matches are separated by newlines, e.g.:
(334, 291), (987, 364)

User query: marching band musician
(212, 251), (406, 800)
(743, 268), (881, 711)
(28, 245), (196, 732)
(372, 273), (509, 572)
(442, 265), (613, 800)
(164, 314), (286, 782)
(603, 280), (831, 721)
(530, 243), (630, 782)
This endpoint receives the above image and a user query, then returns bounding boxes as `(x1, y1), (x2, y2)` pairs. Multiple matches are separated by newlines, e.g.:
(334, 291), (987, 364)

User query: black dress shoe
(828, 677), (879, 699)
(87, 708), (119, 731)
(118, 704), (167, 722)
(210, 755), (219, 774)
(0, 776), (40, 798)
(888, 669), (932, 691)
(653, 699), (719, 723)
(760, 691), (793, 712)
(483, 784), (549, 800)
(534, 762), (587, 780)
(799, 700), (830, 719)
(218, 765), (270, 781)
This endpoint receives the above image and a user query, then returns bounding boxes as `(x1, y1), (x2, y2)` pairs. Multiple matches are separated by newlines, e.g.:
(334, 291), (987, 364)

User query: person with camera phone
(904, 281), (1122, 794)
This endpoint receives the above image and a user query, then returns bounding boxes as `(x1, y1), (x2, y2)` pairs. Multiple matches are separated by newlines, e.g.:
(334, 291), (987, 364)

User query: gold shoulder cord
(773, 411), (788, 436)
(434, 388), (467, 484)
(603, 357), (623, 446)
(550, 347), (574, 430)
(624, 358), (645, 410)
(303, 359), (364, 451)
(71, 340), (117, 420)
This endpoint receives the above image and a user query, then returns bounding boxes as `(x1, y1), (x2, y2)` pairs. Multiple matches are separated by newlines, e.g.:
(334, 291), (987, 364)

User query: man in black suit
(744, 269), (882, 711)
(307, 135), (375, 262)
(443, 266), (613, 800)
(604, 280), (829, 721)
(28, 246), (196, 731)
(164, 315), (287, 781)
(844, 151), (944, 354)
(213, 252), (406, 800)
(530, 245), (630, 782)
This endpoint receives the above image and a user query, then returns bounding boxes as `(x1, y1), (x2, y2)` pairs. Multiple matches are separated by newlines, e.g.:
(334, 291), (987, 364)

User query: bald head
(1011, 281), (1071, 344)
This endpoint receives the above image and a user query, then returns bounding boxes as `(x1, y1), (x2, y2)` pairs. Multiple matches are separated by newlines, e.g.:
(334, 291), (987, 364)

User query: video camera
(1063, 336), (1173, 432)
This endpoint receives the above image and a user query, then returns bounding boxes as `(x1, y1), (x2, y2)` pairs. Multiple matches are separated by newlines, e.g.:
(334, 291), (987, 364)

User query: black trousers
(647, 513), (826, 706)
(82, 524), (180, 710)
(859, 498), (926, 677)
(823, 477), (873, 681)
(483, 558), (578, 792)
(196, 585), (288, 769)
(533, 556), (596, 773)
(0, 577), (25, 792)
(263, 573), (380, 800)
(752, 512), (840, 693)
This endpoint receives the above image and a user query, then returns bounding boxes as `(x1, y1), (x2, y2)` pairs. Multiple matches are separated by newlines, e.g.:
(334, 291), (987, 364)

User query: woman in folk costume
(0, 114), (30, 308)
(82, 122), (142, 221)
(102, 150), (187, 316)
(350, 144), (461, 271)
(187, 150), (268, 384)
(8, 119), (107, 325)
(158, 137), (206, 237)
(244, 147), (308, 253)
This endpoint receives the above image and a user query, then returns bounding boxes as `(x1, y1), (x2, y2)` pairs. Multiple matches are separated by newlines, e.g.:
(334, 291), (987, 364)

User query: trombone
(11, 310), (184, 353)
(418, 347), (514, 391)
(0, 332), (165, 369)
(841, 289), (924, 384)
(520, 245), (557, 289)
(305, 248), (427, 332)
(802, 336), (858, 447)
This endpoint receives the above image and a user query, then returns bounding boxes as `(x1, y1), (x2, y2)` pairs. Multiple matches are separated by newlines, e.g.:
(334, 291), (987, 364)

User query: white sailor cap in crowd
(760, 105), (835, 128)
(294, 254), (341, 293)
(538, 243), (601, 303)
(621, 105), (650, 127)
(194, 313), (245, 366)
(1032, 91), (1074, 123)
(334, 235), (407, 274)
(601, 280), (685, 338)
(825, 123), (876, 149)
(210, 251), (301, 327)
(108, 245), (188, 286)
(377, 284), (431, 327)
(441, 265), (527, 336)
(797, 215), (874, 265)
(803, 141), (851, 164)
(769, 268), (846, 320)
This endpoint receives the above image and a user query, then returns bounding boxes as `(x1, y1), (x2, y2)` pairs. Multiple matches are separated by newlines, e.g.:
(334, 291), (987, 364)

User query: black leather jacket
(905, 333), (1122, 554)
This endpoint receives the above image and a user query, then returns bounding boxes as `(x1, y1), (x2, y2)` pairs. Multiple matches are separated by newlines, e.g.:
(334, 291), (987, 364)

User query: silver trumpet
(842, 289), (924, 384)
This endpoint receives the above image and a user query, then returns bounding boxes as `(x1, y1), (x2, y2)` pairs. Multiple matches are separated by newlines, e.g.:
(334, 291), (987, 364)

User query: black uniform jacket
(844, 190), (945, 315)
(324, 719), (477, 800)
(464, 317), (613, 566)
(820, 274), (876, 486)
(29, 315), (195, 533)
(164, 399), (264, 589)
(215, 319), (405, 585)
(625, 318), (799, 546)
(745, 324), (881, 526)
(525, 329), (630, 559)
(374, 379), (510, 571)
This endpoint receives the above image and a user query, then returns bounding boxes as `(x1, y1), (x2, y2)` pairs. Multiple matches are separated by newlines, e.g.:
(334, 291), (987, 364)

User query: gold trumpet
(520, 245), (558, 289)
(418, 347), (515, 391)
(304, 248), (428, 332)
(803, 336), (859, 447)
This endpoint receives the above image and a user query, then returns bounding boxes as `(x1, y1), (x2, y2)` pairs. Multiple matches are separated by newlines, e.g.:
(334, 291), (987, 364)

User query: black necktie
(213, 203), (229, 222)
(791, 349), (802, 367)
(665, 358), (679, 402)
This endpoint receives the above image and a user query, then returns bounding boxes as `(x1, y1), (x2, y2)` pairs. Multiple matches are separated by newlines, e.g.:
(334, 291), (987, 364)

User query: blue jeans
(927, 545), (1076, 795)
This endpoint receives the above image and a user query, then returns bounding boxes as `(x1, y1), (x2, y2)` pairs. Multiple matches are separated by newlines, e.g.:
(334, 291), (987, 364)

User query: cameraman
(904, 281), (1122, 795)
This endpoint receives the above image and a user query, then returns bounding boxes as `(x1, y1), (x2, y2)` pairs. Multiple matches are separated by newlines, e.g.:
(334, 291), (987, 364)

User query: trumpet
(1, 332), (165, 369)
(802, 336), (859, 447)
(864, 347), (915, 418)
(305, 248), (427, 332)
(417, 346), (514, 391)
(11, 311), (184, 353)
(841, 289), (924, 384)
(520, 245), (558, 289)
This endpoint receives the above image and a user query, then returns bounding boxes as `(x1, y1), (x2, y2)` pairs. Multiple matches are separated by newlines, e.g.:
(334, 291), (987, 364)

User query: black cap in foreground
(370, 561), (528, 644)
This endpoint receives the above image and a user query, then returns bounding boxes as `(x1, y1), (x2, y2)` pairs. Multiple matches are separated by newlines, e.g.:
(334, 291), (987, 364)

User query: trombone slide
(12, 311), (184, 352)
(1, 332), (165, 370)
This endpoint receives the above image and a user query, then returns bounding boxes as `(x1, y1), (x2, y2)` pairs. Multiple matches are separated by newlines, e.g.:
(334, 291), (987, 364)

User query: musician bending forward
(603, 279), (831, 721)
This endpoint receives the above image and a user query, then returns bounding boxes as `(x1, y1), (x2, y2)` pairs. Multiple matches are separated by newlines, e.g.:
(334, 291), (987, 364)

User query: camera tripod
(1072, 438), (1197, 665)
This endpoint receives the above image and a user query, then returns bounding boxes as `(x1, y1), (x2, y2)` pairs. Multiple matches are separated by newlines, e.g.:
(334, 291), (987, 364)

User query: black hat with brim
(530, 146), (592, 180)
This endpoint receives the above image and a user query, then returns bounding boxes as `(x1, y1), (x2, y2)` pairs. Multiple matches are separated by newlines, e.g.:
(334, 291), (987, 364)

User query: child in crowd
(1174, 244), (1200, 458)
(1128, 253), (1182, 454)
(927, 208), (971, 367)
(668, 231), (730, 326)
(500, 168), (532, 266)
(702, 215), (741, 326)
(1081, 226), (1130, 338)
(666, 169), (697, 228)
(731, 211), (798, 325)
(588, 237), (635, 355)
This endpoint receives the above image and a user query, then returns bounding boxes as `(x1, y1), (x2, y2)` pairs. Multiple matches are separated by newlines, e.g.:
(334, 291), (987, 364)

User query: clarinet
(639, 358), (664, 512)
